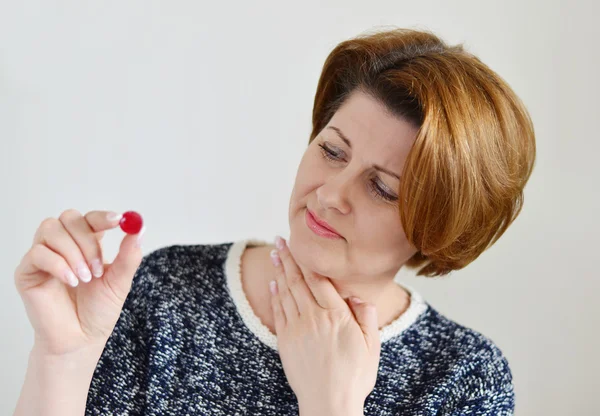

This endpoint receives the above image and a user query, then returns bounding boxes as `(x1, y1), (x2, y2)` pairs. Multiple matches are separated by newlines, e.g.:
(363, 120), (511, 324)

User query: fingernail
(269, 280), (278, 295)
(274, 235), (284, 250)
(135, 225), (146, 248)
(91, 258), (104, 278)
(77, 262), (92, 283)
(270, 249), (281, 266)
(351, 297), (365, 304)
(107, 211), (123, 222)
(65, 269), (79, 287)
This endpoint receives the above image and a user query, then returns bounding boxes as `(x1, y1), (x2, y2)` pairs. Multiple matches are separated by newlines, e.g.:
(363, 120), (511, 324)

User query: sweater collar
(224, 237), (429, 351)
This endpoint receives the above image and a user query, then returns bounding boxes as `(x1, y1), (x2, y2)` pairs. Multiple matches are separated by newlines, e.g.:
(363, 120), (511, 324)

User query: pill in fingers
(119, 211), (144, 234)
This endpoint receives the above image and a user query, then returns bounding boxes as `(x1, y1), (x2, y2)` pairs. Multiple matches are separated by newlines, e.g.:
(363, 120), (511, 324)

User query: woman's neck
(240, 243), (411, 333)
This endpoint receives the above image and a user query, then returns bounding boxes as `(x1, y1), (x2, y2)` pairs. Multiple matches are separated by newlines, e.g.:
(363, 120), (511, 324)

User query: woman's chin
(288, 239), (335, 279)
(289, 212), (347, 273)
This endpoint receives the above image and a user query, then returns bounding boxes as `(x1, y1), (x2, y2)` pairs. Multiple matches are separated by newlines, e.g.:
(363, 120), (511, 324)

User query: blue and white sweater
(85, 238), (515, 415)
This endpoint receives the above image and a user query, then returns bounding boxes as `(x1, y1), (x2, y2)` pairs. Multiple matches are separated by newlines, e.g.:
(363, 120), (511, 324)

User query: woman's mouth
(305, 209), (343, 239)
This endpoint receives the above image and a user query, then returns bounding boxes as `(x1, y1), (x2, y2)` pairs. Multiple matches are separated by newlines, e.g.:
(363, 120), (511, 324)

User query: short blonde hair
(308, 27), (536, 277)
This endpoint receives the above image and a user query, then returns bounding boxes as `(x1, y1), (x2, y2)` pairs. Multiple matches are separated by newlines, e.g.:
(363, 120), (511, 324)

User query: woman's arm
(13, 342), (106, 416)
(299, 400), (365, 416)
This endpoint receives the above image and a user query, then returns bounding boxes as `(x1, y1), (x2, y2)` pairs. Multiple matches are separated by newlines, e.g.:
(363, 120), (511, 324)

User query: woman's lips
(306, 209), (343, 239)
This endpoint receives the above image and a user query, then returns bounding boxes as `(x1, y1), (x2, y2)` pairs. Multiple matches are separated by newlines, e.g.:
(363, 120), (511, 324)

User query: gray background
(1, 0), (598, 414)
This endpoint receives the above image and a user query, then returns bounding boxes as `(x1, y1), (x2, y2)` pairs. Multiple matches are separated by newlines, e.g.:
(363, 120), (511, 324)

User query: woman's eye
(318, 143), (398, 203)
(318, 143), (341, 161)
(369, 180), (398, 202)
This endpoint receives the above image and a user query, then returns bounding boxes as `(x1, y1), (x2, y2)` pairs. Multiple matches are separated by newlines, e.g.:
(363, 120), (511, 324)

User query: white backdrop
(1, 1), (598, 414)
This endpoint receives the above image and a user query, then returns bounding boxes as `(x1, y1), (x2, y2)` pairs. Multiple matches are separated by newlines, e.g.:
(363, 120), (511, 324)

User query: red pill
(119, 211), (144, 234)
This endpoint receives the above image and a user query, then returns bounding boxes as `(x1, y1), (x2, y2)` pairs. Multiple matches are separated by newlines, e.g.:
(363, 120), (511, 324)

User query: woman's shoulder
(388, 304), (516, 414)
(128, 240), (237, 297)
(419, 304), (511, 358)
(412, 304), (514, 386)
(138, 240), (237, 277)
(141, 240), (234, 266)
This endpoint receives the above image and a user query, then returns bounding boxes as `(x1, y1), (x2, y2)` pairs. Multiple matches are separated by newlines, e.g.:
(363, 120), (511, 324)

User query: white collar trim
(224, 238), (428, 351)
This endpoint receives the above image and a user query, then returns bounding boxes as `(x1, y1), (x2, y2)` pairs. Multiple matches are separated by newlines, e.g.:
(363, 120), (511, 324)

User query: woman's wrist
(298, 397), (365, 416)
(29, 341), (105, 375)
(13, 343), (105, 416)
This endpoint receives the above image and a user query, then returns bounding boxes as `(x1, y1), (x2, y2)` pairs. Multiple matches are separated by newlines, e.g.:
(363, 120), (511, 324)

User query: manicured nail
(274, 235), (284, 250)
(65, 269), (79, 287)
(107, 211), (123, 222)
(269, 280), (278, 295)
(90, 258), (104, 278)
(77, 262), (92, 283)
(270, 249), (281, 266)
(135, 225), (146, 248)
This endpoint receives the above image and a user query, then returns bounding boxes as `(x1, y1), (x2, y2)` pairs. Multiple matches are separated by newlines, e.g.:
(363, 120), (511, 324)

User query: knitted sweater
(85, 238), (515, 415)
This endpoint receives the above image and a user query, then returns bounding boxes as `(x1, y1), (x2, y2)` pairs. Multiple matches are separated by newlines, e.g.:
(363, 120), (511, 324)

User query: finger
(102, 225), (145, 301)
(15, 243), (80, 288)
(95, 231), (106, 242)
(275, 236), (345, 310)
(303, 270), (347, 310)
(349, 297), (380, 347)
(84, 209), (123, 232)
(32, 209), (121, 280)
(269, 280), (286, 334)
(84, 210), (123, 271)
(33, 210), (122, 244)
(82, 210), (122, 275)
(58, 209), (106, 279)
(271, 250), (300, 321)
(32, 217), (94, 284)
(270, 246), (315, 315)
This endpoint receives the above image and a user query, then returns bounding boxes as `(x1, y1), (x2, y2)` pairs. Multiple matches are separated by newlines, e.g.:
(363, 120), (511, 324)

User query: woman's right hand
(14, 209), (146, 357)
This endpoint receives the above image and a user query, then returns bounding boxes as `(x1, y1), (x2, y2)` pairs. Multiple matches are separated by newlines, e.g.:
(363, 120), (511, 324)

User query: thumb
(104, 226), (146, 300)
(349, 297), (379, 343)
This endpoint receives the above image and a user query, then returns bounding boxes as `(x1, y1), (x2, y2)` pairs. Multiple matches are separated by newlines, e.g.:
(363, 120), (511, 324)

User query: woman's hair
(308, 27), (536, 277)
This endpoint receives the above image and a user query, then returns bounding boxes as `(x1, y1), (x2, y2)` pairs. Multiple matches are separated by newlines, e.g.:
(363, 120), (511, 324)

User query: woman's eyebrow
(326, 125), (401, 180)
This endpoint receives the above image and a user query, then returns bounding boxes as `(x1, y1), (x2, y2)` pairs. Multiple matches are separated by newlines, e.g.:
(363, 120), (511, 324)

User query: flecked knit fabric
(85, 238), (515, 415)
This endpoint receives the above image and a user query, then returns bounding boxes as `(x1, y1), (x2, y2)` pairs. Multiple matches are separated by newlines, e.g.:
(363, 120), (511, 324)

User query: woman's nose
(316, 172), (353, 214)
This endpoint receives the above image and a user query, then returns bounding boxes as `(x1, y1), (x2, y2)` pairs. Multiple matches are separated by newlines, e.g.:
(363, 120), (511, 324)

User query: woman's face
(287, 89), (420, 285)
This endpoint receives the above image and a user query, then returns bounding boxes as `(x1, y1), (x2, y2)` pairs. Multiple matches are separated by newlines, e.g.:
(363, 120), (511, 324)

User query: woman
(13, 27), (535, 415)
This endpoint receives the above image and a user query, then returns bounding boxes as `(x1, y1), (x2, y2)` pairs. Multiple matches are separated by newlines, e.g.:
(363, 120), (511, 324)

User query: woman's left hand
(269, 236), (381, 413)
